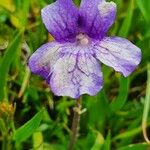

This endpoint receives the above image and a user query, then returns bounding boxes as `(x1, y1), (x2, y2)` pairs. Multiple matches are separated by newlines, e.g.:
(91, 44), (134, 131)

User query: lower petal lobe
(79, 0), (116, 40)
(28, 42), (61, 79)
(94, 37), (142, 77)
(48, 43), (103, 98)
(41, 0), (78, 42)
(29, 42), (103, 98)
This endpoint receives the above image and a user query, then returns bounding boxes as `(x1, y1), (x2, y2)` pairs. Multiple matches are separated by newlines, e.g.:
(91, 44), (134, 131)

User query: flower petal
(41, 0), (78, 42)
(94, 37), (142, 77)
(79, 0), (116, 39)
(48, 44), (103, 98)
(28, 42), (62, 78)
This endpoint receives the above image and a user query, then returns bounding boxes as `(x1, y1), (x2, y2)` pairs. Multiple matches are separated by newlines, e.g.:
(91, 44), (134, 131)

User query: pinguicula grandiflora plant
(29, 0), (142, 149)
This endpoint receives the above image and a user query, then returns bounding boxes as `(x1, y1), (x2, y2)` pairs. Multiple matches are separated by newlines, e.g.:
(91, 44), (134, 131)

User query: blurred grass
(0, 0), (150, 150)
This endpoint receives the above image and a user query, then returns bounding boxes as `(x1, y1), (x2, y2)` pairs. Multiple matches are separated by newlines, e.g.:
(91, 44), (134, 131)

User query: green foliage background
(0, 0), (150, 149)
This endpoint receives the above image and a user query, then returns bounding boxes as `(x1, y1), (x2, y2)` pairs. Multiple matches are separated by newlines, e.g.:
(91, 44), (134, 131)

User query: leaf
(91, 131), (104, 150)
(110, 77), (129, 112)
(22, 0), (30, 26)
(118, 0), (134, 37)
(0, 118), (7, 135)
(113, 126), (141, 141)
(11, 0), (30, 27)
(137, 37), (150, 61)
(33, 132), (43, 150)
(13, 109), (43, 143)
(102, 132), (111, 150)
(117, 143), (149, 150)
(44, 143), (66, 150)
(0, 0), (15, 11)
(119, 118), (141, 146)
(85, 90), (109, 129)
(115, 0), (123, 10)
(0, 29), (23, 101)
(74, 0), (80, 6)
(136, 0), (150, 23)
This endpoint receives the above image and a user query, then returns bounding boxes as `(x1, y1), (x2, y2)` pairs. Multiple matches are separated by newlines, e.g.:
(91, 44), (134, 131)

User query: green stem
(68, 98), (82, 150)
(142, 64), (150, 144)
(2, 135), (8, 150)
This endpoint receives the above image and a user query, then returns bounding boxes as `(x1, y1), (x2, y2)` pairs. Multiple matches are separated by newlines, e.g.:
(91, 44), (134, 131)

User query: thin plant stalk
(142, 64), (150, 144)
(2, 134), (10, 150)
(68, 98), (82, 150)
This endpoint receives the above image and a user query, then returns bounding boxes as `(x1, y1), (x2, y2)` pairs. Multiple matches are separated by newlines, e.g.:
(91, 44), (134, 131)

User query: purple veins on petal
(41, 0), (78, 42)
(28, 42), (62, 78)
(29, 41), (103, 98)
(79, 0), (116, 39)
(48, 44), (103, 98)
(29, 0), (142, 98)
(94, 37), (142, 77)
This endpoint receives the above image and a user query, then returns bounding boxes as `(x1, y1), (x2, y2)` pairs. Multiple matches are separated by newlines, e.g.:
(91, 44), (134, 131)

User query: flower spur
(29, 0), (141, 98)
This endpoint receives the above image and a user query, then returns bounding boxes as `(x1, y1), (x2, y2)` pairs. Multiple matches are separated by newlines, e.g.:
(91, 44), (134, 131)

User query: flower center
(76, 33), (89, 45)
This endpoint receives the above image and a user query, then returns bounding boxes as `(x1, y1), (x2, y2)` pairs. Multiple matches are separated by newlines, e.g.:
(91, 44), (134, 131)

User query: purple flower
(29, 0), (141, 98)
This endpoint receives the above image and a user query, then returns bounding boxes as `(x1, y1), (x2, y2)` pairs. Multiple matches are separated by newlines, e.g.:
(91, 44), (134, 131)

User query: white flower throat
(76, 33), (90, 45)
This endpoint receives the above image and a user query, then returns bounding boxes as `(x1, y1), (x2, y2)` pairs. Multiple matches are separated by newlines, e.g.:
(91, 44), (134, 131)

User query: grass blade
(136, 0), (150, 23)
(0, 29), (23, 101)
(117, 143), (149, 150)
(13, 109), (43, 143)
(118, 0), (134, 37)
(110, 77), (129, 112)
(91, 131), (104, 150)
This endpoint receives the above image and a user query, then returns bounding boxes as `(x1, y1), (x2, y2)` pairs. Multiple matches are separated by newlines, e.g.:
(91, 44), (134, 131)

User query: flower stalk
(68, 98), (82, 150)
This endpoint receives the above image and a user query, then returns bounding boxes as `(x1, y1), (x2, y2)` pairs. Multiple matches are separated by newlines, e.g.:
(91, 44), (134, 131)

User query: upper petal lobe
(94, 37), (142, 77)
(79, 0), (116, 39)
(41, 0), (78, 42)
